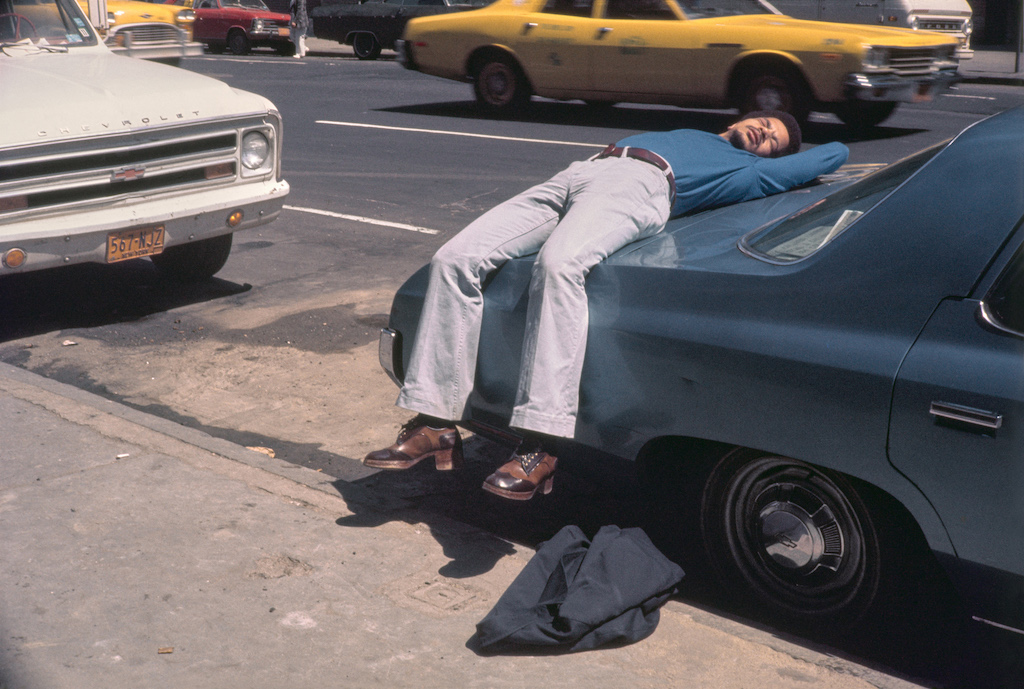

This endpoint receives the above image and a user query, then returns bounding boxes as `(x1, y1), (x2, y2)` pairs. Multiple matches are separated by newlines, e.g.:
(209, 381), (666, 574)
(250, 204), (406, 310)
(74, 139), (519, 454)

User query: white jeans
(396, 156), (671, 438)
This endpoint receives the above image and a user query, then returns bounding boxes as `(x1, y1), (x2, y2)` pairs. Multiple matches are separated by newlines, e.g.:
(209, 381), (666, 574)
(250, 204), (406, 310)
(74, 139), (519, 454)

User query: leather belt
(593, 144), (676, 208)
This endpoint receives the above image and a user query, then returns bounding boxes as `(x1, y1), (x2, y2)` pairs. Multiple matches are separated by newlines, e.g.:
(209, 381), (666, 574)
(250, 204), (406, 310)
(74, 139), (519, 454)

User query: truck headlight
(862, 46), (888, 70)
(963, 17), (973, 36)
(241, 130), (271, 173)
(251, 18), (264, 31)
(908, 15), (919, 30)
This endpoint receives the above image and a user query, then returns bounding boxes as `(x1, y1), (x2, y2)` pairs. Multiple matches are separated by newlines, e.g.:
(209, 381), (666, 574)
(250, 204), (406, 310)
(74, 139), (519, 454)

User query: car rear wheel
(738, 71), (810, 124)
(352, 32), (381, 60)
(834, 101), (898, 130)
(151, 234), (233, 282)
(700, 449), (882, 628)
(473, 56), (531, 113)
(227, 29), (250, 55)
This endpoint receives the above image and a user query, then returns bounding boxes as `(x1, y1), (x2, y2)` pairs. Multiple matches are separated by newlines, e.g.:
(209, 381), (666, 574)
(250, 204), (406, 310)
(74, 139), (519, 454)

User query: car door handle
(929, 401), (1003, 431)
(523, 21), (537, 33)
(596, 26), (612, 38)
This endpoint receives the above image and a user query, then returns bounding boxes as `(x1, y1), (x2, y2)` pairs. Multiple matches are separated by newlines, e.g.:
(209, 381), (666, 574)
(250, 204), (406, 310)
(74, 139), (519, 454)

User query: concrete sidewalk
(0, 361), (929, 689)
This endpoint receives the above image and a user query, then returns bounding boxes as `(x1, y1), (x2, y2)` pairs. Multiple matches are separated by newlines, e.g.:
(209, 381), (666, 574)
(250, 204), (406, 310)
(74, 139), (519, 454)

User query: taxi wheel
(740, 72), (809, 123)
(700, 449), (883, 629)
(227, 29), (250, 55)
(474, 57), (530, 113)
(834, 101), (898, 130)
(352, 32), (381, 60)
(151, 234), (233, 282)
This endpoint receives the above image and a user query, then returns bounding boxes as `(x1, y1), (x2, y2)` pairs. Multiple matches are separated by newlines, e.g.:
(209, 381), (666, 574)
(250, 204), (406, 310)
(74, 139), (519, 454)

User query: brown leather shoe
(363, 418), (463, 471)
(482, 450), (557, 500)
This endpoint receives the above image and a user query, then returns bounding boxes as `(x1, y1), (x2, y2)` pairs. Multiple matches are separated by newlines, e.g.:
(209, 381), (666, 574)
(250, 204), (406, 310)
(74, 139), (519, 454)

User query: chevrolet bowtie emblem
(112, 166), (145, 182)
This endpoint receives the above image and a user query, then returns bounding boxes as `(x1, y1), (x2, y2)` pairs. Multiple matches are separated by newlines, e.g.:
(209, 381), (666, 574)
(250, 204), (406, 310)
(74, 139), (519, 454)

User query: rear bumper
(378, 327), (403, 387)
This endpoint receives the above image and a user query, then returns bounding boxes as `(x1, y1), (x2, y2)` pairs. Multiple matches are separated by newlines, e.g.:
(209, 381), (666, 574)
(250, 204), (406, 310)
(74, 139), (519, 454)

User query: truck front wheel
(151, 234), (234, 282)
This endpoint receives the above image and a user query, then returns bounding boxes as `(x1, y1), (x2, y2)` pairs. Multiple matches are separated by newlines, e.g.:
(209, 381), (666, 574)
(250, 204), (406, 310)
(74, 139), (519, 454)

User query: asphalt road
(4, 53), (1024, 688)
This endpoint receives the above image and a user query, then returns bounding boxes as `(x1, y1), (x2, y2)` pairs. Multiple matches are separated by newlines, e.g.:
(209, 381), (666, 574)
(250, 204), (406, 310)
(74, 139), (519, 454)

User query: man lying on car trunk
(365, 111), (849, 500)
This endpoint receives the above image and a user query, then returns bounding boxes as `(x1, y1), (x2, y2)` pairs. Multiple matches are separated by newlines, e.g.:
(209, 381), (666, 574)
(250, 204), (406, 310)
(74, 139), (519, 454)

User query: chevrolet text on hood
(0, 0), (290, 281)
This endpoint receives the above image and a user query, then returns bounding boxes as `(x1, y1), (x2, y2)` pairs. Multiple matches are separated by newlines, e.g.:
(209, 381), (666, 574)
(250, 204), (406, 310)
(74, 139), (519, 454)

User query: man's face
(726, 117), (790, 158)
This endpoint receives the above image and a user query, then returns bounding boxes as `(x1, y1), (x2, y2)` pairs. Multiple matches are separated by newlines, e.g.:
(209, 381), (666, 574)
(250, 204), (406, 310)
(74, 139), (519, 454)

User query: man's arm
(752, 142), (850, 196)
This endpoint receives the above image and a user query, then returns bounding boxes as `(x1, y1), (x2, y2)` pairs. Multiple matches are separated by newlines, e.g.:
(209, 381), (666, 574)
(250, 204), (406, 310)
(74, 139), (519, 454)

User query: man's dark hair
(741, 110), (802, 157)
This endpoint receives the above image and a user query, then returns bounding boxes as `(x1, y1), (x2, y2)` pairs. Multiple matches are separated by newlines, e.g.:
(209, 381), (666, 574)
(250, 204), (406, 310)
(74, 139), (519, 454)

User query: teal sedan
(378, 108), (1024, 637)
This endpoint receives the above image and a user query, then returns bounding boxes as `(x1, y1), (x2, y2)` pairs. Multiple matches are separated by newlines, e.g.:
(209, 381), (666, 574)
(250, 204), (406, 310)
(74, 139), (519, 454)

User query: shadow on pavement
(0, 259), (251, 343)
(376, 100), (927, 143)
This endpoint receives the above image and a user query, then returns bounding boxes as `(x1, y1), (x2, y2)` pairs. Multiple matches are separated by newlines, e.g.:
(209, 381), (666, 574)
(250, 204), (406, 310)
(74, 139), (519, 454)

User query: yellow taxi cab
(78, 0), (204, 62)
(397, 0), (960, 127)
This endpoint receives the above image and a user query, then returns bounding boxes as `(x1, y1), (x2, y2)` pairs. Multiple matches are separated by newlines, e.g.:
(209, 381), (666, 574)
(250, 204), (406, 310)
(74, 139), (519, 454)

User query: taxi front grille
(888, 47), (943, 75)
(0, 128), (240, 220)
(108, 23), (187, 45)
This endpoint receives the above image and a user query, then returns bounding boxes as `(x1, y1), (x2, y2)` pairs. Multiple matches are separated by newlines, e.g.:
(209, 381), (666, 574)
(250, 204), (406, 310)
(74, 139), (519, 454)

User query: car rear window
(740, 142), (948, 264)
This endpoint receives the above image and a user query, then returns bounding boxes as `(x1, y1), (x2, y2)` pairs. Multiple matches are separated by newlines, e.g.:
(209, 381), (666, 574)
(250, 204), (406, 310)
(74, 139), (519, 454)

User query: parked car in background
(2, 0), (290, 281)
(170, 0), (293, 54)
(78, 0), (203, 63)
(378, 107), (1024, 636)
(396, 0), (960, 127)
(311, 0), (489, 60)
(770, 0), (973, 60)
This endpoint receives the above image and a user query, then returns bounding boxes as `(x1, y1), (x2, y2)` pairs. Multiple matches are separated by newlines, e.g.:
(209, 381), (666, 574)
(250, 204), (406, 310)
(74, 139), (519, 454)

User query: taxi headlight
(862, 46), (888, 70)
(241, 131), (271, 171)
(177, 9), (195, 23)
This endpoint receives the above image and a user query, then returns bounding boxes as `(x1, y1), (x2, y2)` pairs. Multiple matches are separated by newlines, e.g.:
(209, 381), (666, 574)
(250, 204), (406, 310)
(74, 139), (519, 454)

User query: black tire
(227, 29), (250, 55)
(834, 101), (898, 130)
(473, 55), (531, 114)
(700, 449), (882, 628)
(151, 234), (233, 282)
(352, 32), (381, 60)
(738, 70), (810, 123)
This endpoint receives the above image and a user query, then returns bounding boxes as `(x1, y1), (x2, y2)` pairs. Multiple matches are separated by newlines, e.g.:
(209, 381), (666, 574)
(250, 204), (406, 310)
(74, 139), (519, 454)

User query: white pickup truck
(1, 0), (289, 281)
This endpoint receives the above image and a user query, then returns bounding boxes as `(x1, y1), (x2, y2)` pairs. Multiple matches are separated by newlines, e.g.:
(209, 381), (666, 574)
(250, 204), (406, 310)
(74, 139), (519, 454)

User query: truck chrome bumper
(844, 69), (959, 103)
(0, 179), (288, 275)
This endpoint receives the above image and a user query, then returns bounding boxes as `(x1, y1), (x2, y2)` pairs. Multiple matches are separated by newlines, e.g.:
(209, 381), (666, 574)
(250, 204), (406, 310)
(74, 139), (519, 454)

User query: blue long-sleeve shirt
(615, 129), (849, 218)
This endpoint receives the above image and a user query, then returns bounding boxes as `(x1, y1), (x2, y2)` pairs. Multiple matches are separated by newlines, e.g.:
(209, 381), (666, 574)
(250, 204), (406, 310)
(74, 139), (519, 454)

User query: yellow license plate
(106, 225), (165, 263)
(279, 27), (290, 36)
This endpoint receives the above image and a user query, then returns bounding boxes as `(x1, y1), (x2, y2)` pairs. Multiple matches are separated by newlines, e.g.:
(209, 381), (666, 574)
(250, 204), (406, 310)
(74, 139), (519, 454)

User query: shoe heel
(433, 446), (463, 471)
(540, 475), (554, 495)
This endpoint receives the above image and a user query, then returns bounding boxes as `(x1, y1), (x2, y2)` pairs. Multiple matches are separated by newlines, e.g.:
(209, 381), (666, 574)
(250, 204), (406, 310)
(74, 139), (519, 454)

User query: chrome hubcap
(755, 483), (844, 576)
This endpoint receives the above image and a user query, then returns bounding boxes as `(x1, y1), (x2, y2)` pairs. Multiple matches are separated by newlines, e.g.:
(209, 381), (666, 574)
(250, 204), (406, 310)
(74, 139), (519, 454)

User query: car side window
(541, 0), (594, 17)
(983, 245), (1024, 335)
(604, 0), (677, 20)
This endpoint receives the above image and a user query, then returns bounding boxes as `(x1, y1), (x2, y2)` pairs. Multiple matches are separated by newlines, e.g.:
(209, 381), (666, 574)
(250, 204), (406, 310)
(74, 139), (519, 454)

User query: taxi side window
(604, 0), (676, 19)
(541, 0), (593, 17)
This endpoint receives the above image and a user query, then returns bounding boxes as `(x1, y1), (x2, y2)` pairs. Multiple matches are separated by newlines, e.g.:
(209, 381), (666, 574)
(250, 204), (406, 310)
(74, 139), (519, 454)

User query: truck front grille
(0, 124), (246, 220)
(917, 19), (964, 33)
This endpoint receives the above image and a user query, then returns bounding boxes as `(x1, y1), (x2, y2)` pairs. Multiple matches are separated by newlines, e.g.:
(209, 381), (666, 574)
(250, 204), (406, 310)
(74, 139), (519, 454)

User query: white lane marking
(941, 93), (996, 100)
(190, 57), (307, 65)
(316, 120), (606, 148)
(284, 204), (440, 235)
